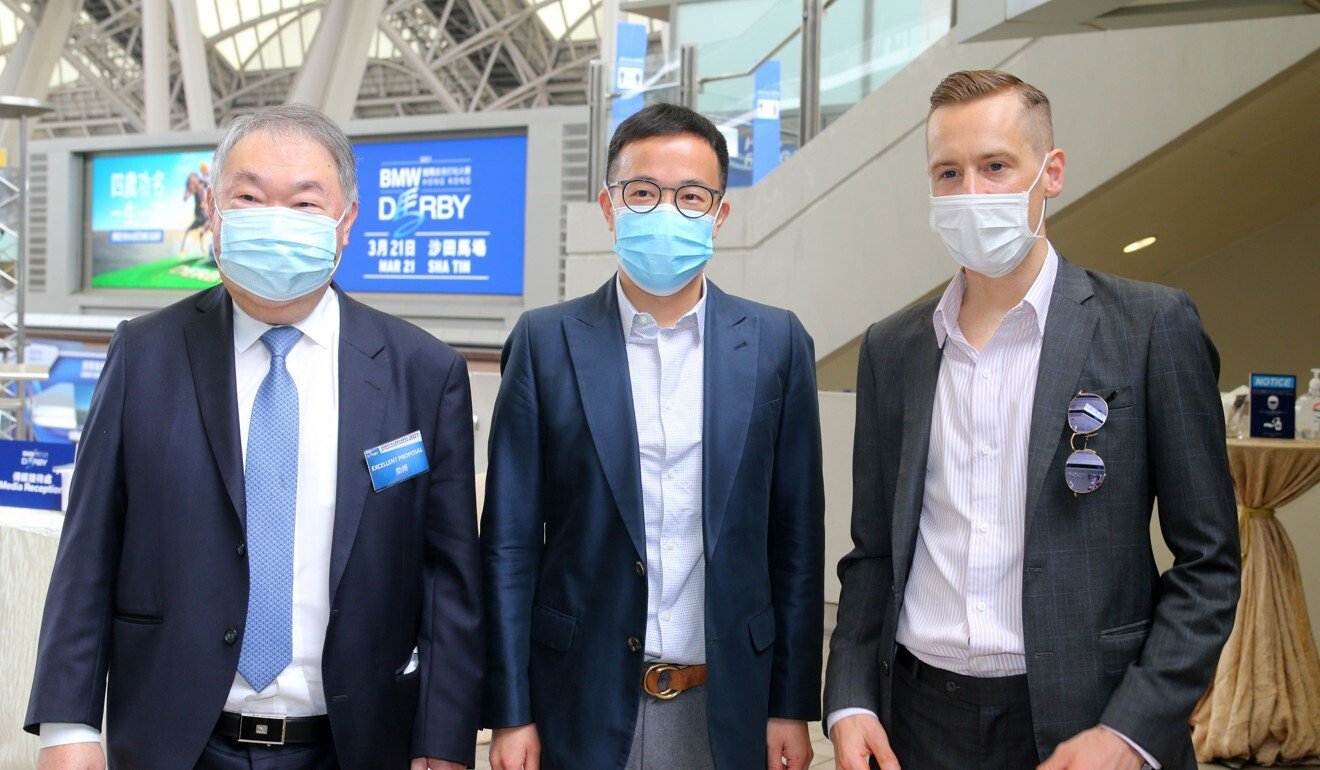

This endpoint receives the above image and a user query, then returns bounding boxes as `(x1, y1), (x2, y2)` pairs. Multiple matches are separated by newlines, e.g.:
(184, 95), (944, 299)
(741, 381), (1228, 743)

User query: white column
(319, 0), (389, 122)
(0, 0), (79, 152)
(286, 0), (351, 109)
(171, 0), (215, 130)
(141, 0), (170, 133)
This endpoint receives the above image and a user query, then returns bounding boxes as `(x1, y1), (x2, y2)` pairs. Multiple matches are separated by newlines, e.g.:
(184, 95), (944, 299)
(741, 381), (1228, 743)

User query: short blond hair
(929, 70), (1053, 153)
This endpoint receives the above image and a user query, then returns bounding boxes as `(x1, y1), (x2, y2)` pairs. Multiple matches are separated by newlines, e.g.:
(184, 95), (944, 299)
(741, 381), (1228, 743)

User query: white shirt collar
(232, 287), (340, 354)
(615, 274), (708, 340)
(932, 244), (1059, 348)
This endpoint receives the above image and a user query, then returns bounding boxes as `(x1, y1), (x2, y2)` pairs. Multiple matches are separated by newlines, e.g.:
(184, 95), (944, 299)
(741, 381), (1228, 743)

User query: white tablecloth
(0, 506), (67, 769)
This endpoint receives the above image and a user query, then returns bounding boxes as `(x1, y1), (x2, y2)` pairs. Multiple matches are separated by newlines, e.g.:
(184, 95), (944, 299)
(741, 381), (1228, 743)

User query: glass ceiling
(0, 0), (661, 94)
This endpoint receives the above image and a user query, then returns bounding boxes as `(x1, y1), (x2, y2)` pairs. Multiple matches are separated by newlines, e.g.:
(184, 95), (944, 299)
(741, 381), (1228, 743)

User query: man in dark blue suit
(482, 104), (825, 770)
(25, 105), (482, 770)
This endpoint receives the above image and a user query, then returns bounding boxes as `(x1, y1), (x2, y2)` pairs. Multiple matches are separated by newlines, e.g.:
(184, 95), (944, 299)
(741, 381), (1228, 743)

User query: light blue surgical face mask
(217, 206), (346, 302)
(612, 203), (716, 297)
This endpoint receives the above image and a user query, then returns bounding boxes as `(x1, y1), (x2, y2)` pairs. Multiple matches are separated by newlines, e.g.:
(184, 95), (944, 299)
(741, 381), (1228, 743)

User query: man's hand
(831, 713), (899, 770)
(409, 760), (464, 770)
(1038, 727), (1145, 770)
(489, 723), (541, 770)
(766, 718), (813, 770)
(36, 743), (104, 770)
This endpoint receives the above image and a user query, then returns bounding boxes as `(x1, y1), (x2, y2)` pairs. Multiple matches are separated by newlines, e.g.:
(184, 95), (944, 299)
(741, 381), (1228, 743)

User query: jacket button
(882, 661), (890, 677)
(223, 628), (238, 645)
(635, 561), (645, 576)
(236, 543), (246, 557)
(627, 636), (642, 652)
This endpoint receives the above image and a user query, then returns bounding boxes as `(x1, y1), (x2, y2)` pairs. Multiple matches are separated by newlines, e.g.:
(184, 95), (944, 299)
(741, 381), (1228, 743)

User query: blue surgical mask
(217, 206), (346, 302)
(613, 203), (715, 297)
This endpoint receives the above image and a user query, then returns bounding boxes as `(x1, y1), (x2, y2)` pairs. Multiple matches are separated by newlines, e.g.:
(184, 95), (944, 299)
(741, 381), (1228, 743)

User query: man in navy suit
(25, 104), (482, 770)
(482, 104), (825, 770)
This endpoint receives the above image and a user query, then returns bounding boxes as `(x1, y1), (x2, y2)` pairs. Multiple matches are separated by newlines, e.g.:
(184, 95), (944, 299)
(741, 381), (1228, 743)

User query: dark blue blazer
(481, 279), (825, 769)
(24, 285), (483, 769)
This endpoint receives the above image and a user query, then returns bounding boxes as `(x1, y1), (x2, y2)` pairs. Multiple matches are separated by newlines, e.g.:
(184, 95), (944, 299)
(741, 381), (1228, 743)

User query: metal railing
(586, 0), (951, 197)
(0, 96), (54, 441)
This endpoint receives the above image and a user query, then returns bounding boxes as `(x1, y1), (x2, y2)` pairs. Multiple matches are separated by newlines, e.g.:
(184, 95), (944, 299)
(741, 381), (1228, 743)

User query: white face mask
(928, 155), (1049, 279)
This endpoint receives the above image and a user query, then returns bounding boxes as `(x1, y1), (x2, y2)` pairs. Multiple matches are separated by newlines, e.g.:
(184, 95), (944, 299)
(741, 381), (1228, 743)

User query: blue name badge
(363, 431), (429, 492)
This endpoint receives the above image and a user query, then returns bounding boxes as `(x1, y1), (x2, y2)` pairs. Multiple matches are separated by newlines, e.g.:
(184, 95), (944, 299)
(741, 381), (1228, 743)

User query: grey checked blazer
(823, 256), (1240, 769)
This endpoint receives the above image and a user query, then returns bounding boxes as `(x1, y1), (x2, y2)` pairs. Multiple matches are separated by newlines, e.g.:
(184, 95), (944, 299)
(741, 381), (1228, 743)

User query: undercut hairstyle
(212, 103), (358, 203)
(929, 70), (1054, 154)
(606, 103), (730, 190)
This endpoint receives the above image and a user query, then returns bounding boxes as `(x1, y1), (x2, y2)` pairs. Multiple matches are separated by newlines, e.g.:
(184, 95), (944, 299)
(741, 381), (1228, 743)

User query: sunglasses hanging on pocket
(1065, 390), (1117, 496)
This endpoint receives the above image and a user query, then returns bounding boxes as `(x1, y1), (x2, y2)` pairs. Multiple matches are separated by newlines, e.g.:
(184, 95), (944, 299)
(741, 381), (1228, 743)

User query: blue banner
(612, 23), (648, 131)
(0, 440), (76, 510)
(336, 134), (528, 296)
(752, 61), (782, 184)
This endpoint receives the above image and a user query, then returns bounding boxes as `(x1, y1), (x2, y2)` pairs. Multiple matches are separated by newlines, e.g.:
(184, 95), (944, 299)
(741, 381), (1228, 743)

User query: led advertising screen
(84, 133), (528, 296)
(88, 149), (219, 289)
(335, 134), (528, 295)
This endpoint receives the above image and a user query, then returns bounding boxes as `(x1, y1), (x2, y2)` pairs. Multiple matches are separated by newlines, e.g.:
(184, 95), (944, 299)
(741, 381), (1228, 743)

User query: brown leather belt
(642, 663), (707, 700)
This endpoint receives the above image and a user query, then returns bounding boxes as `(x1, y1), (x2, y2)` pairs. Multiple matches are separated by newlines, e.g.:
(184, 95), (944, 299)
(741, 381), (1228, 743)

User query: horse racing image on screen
(88, 149), (220, 290)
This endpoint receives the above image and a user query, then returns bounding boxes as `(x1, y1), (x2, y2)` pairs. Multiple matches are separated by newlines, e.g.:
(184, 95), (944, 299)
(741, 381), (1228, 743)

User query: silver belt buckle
(237, 713), (287, 746)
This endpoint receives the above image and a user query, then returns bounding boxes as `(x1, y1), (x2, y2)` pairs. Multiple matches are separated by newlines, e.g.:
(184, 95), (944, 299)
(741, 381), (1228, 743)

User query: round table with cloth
(1192, 438), (1320, 766)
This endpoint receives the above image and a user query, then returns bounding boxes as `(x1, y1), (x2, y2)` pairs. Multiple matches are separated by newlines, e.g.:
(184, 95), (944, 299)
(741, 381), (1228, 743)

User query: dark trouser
(888, 648), (1040, 770)
(623, 685), (716, 770)
(194, 735), (339, 770)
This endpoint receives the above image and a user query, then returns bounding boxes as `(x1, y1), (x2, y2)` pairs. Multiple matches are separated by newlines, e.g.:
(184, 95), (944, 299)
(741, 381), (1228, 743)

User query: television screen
(84, 132), (529, 296)
(87, 149), (219, 289)
(336, 133), (528, 296)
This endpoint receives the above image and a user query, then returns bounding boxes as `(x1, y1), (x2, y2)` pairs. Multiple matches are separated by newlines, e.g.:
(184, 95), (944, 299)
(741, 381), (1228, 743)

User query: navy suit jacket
(481, 278), (825, 770)
(24, 285), (483, 769)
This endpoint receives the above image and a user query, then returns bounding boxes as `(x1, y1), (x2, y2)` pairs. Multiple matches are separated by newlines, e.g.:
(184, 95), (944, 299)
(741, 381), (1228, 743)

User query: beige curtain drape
(1192, 439), (1320, 766)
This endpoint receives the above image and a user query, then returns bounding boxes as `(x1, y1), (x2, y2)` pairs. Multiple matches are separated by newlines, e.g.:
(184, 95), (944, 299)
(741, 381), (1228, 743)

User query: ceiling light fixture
(1123, 236), (1157, 254)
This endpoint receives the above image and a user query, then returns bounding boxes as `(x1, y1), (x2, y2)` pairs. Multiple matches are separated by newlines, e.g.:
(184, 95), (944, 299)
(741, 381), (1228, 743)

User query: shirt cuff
(825, 708), (878, 739)
(1100, 724), (1160, 769)
(39, 722), (102, 749)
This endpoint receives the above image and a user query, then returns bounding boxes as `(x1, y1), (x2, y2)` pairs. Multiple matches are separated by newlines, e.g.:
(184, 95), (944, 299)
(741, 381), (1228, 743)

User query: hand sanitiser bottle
(1298, 369), (1320, 440)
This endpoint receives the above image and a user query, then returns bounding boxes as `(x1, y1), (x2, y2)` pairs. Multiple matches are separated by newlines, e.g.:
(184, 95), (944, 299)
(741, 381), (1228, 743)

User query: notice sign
(0, 440), (76, 510)
(1250, 373), (1296, 439)
(337, 134), (528, 296)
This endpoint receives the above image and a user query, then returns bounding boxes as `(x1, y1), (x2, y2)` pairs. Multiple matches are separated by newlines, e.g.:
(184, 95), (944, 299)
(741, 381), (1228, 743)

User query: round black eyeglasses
(606, 178), (722, 219)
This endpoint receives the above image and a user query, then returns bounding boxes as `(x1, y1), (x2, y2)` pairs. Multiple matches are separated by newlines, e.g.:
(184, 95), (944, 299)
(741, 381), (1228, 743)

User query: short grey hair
(211, 103), (358, 204)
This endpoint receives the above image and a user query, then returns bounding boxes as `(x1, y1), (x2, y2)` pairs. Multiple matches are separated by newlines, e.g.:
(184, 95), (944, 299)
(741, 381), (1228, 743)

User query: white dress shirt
(618, 276), (708, 665)
(826, 248), (1155, 767)
(41, 289), (341, 749)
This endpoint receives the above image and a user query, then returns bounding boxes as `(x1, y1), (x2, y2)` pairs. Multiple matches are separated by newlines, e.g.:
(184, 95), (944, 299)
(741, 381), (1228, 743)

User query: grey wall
(1160, 202), (1320, 394)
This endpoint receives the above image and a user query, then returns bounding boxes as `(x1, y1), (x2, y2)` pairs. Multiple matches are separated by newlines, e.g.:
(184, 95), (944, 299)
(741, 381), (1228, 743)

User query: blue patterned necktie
(237, 326), (303, 693)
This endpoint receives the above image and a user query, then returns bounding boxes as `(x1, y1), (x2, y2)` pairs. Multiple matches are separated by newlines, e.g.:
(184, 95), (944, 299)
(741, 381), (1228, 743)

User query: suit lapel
(892, 322), (943, 593)
(1023, 258), (1097, 538)
(329, 288), (390, 603)
(564, 281), (646, 560)
(702, 282), (756, 562)
(183, 286), (247, 526)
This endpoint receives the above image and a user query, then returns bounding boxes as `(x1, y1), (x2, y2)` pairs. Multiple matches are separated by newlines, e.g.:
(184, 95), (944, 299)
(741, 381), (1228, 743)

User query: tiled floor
(470, 733), (1292, 769)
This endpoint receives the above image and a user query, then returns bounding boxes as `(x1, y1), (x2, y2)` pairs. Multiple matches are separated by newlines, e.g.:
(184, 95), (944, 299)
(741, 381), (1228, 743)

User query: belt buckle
(237, 713), (287, 746)
(642, 663), (683, 700)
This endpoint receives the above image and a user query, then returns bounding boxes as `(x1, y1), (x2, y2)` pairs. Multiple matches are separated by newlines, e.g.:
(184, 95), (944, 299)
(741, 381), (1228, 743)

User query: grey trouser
(623, 685), (716, 770)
